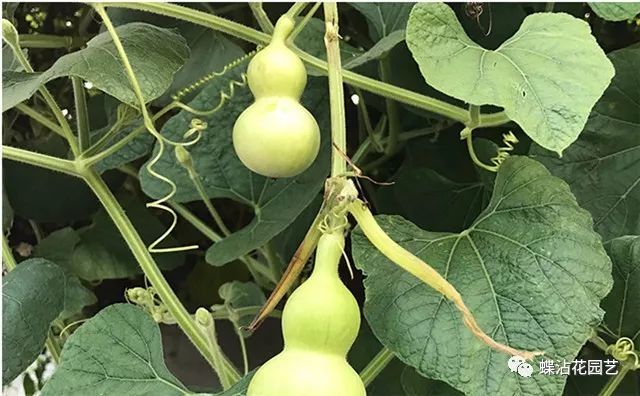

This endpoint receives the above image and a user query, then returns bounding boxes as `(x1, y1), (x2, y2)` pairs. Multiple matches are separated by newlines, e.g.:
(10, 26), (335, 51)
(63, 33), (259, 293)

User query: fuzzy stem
(323, 2), (347, 177)
(359, 347), (395, 386)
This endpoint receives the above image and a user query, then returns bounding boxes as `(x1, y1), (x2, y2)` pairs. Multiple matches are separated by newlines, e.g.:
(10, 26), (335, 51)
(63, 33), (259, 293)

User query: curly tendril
(145, 52), (255, 254)
(462, 128), (519, 173)
(490, 131), (519, 168)
(607, 337), (640, 368)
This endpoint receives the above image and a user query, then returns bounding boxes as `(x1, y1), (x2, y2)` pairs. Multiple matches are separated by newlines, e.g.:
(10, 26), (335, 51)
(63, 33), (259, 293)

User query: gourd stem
(359, 347), (395, 387)
(91, 4), (241, 382)
(272, 15), (295, 43)
(3, 38), (80, 157)
(323, 2), (348, 177)
(349, 200), (544, 360)
(15, 103), (65, 137)
(598, 364), (631, 396)
(249, 3), (274, 34)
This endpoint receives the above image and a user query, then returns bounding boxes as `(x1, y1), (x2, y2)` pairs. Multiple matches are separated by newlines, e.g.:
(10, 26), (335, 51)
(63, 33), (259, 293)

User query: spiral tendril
(463, 128), (519, 173)
(607, 337), (640, 368)
(490, 131), (519, 168)
(145, 51), (255, 254)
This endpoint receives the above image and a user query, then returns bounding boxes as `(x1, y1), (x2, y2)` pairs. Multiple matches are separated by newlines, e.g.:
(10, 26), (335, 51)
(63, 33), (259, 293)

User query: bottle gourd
(233, 16), (320, 178)
(247, 231), (366, 396)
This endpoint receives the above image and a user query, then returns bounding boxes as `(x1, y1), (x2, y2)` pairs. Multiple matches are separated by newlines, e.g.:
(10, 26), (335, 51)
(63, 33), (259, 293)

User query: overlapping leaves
(352, 156), (613, 395)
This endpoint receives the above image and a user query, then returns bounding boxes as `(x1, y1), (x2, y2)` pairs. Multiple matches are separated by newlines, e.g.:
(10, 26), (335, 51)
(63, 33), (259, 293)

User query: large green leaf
(351, 156), (613, 396)
(406, 3), (614, 155)
(2, 258), (66, 383)
(34, 196), (185, 281)
(2, 22), (188, 111)
(40, 304), (188, 396)
(601, 236), (640, 343)
(138, 62), (331, 267)
(530, 44), (640, 242)
(589, 2), (640, 21)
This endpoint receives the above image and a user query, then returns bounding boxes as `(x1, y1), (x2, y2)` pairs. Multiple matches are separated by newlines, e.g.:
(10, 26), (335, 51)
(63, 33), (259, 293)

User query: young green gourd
(233, 16), (320, 178)
(247, 231), (365, 396)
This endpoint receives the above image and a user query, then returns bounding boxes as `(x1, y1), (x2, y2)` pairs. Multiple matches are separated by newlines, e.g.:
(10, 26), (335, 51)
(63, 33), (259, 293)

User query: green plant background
(2, 2), (639, 396)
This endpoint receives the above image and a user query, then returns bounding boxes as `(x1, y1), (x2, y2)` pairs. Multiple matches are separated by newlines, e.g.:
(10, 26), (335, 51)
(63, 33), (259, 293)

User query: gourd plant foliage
(2, 2), (639, 396)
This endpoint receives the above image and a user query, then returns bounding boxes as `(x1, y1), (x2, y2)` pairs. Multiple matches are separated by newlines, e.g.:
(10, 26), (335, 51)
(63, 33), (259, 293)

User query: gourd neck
(271, 16), (295, 44)
(312, 232), (344, 279)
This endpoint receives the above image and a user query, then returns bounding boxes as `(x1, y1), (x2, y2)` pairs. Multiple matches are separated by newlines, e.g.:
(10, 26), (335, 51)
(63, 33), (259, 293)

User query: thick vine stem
(2, 19), (80, 157)
(99, 2), (511, 127)
(91, 4), (241, 380)
(82, 168), (240, 381)
(3, 145), (80, 177)
(348, 200), (544, 360)
(323, 2), (347, 177)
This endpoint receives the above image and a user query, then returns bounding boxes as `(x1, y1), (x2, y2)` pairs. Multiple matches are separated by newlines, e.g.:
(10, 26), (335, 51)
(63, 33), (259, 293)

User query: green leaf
(350, 2), (413, 40)
(377, 138), (497, 233)
(271, 194), (323, 271)
(138, 63), (331, 267)
(60, 276), (97, 321)
(601, 236), (640, 343)
(212, 371), (255, 396)
(589, 2), (640, 21)
(105, 6), (246, 106)
(2, 258), (66, 383)
(344, 3), (412, 69)
(351, 156), (613, 396)
(2, 22), (189, 111)
(530, 44), (640, 242)
(343, 30), (405, 70)
(41, 304), (189, 396)
(2, 70), (43, 111)
(2, 45), (25, 72)
(34, 197), (185, 281)
(406, 3), (615, 154)
(218, 281), (265, 310)
(217, 281), (266, 328)
(13, 232), (95, 319)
